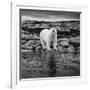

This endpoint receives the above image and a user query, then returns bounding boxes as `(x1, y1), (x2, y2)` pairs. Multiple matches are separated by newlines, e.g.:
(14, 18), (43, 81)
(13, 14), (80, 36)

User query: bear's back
(40, 29), (50, 39)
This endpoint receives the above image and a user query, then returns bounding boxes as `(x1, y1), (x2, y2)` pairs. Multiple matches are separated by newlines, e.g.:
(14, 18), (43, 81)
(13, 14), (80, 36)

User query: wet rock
(72, 60), (80, 64)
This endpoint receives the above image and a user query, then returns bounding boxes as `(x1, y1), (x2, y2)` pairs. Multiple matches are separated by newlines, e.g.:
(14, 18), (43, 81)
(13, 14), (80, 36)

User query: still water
(20, 50), (80, 79)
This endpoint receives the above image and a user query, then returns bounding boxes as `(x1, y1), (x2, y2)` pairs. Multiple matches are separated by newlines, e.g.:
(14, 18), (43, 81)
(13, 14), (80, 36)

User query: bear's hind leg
(41, 40), (47, 50)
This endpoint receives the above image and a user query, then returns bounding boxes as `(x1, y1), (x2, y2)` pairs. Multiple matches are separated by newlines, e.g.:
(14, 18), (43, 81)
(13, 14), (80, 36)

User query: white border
(11, 1), (88, 89)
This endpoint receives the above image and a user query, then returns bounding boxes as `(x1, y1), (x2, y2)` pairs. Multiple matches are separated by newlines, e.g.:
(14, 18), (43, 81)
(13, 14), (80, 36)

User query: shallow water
(20, 50), (80, 79)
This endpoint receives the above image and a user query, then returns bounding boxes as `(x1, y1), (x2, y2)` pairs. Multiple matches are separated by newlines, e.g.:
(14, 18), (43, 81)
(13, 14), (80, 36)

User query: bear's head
(50, 27), (57, 35)
(50, 27), (57, 40)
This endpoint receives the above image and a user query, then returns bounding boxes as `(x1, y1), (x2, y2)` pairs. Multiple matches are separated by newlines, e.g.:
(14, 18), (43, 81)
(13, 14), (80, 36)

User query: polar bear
(39, 27), (57, 51)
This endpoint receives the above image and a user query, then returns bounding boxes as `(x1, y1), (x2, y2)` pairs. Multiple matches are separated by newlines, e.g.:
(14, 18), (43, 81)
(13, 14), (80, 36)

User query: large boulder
(67, 45), (75, 52)
(60, 40), (69, 47)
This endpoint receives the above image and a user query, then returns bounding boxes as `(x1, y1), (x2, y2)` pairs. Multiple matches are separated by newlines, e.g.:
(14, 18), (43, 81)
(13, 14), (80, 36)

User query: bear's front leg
(53, 41), (57, 51)
(47, 41), (51, 51)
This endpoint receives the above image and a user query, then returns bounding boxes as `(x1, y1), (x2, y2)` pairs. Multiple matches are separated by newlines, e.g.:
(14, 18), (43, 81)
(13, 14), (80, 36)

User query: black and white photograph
(20, 9), (80, 79)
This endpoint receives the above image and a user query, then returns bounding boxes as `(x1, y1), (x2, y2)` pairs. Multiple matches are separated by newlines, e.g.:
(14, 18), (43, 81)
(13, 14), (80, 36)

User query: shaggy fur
(40, 28), (57, 51)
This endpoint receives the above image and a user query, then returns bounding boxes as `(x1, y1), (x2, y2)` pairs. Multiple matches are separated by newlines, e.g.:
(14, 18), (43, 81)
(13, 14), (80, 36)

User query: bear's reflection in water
(20, 50), (80, 79)
(41, 51), (56, 77)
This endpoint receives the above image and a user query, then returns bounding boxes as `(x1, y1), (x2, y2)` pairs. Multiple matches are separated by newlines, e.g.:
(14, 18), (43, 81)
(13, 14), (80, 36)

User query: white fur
(39, 28), (57, 51)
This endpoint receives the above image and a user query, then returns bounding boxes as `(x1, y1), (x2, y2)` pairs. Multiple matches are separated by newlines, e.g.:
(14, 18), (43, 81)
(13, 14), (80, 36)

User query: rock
(67, 45), (75, 52)
(58, 46), (64, 52)
(60, 40), (69, 46)
(36, 46), (42, 50)
(33, 34), (39, 39)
